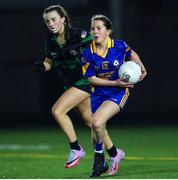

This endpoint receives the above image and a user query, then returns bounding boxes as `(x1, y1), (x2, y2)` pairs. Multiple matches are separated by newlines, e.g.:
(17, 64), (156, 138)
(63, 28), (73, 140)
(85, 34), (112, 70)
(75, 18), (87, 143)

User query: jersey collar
(90, 37), (114, 58)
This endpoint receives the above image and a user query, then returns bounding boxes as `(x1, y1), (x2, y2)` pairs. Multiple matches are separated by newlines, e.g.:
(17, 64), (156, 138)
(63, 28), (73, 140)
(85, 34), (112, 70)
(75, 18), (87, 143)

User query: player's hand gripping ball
(118, 61), (141, 84)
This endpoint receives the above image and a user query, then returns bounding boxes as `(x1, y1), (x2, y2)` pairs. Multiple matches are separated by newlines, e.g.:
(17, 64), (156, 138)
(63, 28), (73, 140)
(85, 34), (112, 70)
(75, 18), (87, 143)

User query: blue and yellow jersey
(82, 37), (132, 95)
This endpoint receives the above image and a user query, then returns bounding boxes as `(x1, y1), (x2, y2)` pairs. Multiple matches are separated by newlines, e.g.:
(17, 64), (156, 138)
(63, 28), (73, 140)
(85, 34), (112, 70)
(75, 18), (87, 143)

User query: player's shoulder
(114, 39), (126, 46)
(82, 42), (92, 60)
(114, 39), (129, 49)
(83, 44), (91, 54)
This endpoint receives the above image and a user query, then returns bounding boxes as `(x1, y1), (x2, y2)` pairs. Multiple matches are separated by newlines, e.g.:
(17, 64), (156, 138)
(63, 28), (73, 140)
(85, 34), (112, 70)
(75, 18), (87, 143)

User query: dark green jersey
(45, 26), (93, 89)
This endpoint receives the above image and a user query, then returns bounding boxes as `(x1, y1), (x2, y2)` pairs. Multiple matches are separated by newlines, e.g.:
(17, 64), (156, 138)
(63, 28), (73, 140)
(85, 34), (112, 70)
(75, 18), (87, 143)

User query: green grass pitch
(0, 125), (178, 178)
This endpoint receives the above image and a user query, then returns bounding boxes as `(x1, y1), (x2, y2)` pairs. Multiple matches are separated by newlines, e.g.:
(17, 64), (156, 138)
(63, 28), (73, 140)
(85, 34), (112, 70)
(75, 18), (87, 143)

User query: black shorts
(73, 84), (92, 95)
(64, 78), (92, 95)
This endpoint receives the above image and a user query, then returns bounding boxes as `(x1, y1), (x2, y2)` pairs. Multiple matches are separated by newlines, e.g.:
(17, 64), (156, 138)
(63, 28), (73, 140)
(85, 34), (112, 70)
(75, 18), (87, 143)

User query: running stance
(82, 14), (147, 177)
(36, 5), (118, 169)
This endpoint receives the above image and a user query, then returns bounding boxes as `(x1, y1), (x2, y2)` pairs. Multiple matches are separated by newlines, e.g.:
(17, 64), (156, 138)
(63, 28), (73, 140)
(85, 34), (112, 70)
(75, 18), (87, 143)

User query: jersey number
(102, 63), (109, 70)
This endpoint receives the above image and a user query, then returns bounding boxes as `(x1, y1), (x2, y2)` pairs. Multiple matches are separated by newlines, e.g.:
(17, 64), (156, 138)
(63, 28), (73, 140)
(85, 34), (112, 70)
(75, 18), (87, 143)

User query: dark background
(0, 0), (178, 127)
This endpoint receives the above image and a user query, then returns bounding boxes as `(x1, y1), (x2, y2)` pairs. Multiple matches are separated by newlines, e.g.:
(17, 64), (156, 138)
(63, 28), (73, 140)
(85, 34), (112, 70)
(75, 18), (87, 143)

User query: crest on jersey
(81, 30), (87, 39)
(113, 59), (119, 67)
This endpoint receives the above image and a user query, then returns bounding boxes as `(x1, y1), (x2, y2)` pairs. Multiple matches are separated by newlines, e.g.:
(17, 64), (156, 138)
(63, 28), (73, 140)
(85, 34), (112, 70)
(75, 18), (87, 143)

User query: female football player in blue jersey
(35, 5), (117, 169)
(82, 14), (147, 177)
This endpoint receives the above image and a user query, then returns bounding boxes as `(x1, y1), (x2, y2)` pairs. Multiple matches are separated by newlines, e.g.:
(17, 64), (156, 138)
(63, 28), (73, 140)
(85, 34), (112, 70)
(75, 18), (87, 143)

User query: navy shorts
(91, 88), (129, 113)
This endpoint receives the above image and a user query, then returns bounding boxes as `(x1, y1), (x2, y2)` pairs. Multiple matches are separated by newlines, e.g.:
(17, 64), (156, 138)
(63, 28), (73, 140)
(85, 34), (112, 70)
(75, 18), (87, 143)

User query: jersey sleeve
(123, 41), (132, 59)
(44, 36), (52, 59)
(82, 48), (95, 78)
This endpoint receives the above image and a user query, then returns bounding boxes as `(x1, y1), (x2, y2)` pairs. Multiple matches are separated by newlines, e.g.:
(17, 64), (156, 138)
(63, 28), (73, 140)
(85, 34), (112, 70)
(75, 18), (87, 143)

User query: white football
(118, 61), (141, 84)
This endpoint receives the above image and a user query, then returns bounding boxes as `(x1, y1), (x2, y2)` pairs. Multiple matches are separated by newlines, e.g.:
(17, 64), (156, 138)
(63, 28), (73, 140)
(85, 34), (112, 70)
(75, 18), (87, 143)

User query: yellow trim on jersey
(89, 37), (114, 58)
(90, 41), (97, 53)
(126, 47), (131, 52)
(119, 88), (129, 108)
(82, 62), (90, 75)
(91, 86), (95, 93)
(90, 44), (94, 53)
(107, 37), (112, 48)
(111, 39), (114, 47)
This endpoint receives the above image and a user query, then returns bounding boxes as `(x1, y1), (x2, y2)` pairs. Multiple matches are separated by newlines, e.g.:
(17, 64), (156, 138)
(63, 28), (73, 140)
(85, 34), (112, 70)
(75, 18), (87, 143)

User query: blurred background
(0, 0), (178, 128)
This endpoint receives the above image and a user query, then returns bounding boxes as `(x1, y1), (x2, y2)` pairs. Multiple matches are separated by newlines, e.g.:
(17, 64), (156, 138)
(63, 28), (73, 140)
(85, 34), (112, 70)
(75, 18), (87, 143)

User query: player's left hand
(116, 79), (134, 88)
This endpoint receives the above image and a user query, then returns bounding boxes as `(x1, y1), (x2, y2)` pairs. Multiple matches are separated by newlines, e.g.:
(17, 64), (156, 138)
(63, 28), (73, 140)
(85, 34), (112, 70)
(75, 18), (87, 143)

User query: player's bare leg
(90, 101), (125, 177)
(77, 97), (120, 177)
(76, 98), (114, 150)
(52, 87), (89, 142)
(52, 87), (89, 168)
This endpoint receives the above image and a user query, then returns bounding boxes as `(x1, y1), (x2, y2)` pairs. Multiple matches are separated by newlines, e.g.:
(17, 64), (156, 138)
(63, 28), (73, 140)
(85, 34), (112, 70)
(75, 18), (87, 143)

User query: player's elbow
(88, 76), (97, 85)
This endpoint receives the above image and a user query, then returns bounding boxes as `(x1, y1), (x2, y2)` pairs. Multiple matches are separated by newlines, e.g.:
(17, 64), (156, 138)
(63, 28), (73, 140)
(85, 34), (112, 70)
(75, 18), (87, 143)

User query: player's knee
(52, 104), (65, 120)
(51, 106), (58, 119)
(91, 116), (102, 131)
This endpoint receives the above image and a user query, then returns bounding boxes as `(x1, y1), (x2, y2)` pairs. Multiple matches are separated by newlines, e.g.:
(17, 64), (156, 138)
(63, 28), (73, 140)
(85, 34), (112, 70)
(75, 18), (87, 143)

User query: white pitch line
(0, 144), (51, 151)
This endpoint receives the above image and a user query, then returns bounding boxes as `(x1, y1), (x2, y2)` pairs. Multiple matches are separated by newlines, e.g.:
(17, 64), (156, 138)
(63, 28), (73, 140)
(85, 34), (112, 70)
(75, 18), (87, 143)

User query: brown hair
(91, 14), (112, 31)
(43, 4), (70, 27)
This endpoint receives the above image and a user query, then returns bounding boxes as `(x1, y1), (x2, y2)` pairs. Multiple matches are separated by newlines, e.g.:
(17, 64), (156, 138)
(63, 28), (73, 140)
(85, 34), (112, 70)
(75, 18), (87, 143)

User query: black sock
(107, 145), (117, 158)
(69, 140), (81, 150)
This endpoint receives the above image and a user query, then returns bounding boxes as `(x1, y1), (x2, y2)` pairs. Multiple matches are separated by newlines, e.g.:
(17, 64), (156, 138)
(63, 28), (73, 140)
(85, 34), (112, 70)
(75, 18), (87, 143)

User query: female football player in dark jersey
(82, 14), (147, 177)
(36, 5), (115, 169)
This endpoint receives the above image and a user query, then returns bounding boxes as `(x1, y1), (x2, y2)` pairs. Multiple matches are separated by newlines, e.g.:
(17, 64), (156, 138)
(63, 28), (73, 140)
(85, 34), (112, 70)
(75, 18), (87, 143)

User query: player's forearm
(130, 50), (146, 71)
(88, 76), (117, 86)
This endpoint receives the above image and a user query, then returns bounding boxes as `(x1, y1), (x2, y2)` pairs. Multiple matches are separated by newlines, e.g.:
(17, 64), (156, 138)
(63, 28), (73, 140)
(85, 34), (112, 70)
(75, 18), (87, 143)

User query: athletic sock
(107, 145), (117, 157)
(94, 142), (103, 153)
(69, 140), (81, 150)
